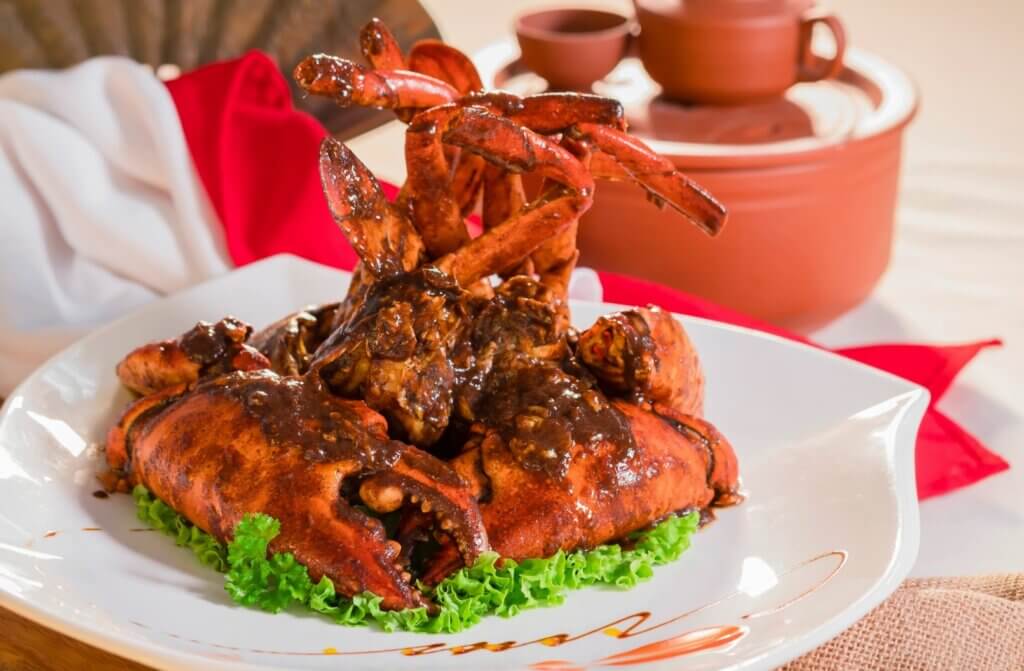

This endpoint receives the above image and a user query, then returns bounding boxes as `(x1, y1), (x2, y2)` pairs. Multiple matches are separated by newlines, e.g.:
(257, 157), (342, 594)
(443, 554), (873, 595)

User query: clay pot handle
(797, 14), (846, 82)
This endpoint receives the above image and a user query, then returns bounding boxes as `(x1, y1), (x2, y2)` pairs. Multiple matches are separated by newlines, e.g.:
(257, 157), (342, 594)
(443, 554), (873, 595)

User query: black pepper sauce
(310, 268), (474, 446)
(313, 267), (467, 375)
(475, 358), (636, 481)
(458, 277), (639, 488)
(454, 276), (561, 415)
(185, 371), (406, 537)
(178, 317), (252, 374)
(207, 370), (402, 473)
(108, 318), (256, 481)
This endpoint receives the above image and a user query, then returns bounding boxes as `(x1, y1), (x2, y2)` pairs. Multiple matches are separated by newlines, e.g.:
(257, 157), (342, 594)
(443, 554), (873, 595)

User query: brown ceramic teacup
(515, 8), (634, 91)
(635, 0), (846, 104)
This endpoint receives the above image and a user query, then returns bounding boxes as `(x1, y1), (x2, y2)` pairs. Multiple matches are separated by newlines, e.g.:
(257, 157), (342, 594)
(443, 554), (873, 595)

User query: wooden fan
(0, 0), (440, 138)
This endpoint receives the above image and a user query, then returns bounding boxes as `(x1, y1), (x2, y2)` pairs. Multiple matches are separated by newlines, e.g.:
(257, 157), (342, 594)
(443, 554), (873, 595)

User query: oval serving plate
(0, 255), (925, 670)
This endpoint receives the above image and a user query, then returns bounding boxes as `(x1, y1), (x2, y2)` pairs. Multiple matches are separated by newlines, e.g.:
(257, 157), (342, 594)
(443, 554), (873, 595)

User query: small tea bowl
(515, 8), (634, 91)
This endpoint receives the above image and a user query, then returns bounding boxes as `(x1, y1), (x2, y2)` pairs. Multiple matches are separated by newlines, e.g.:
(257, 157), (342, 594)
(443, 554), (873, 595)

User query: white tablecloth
(346, 0), (1024, 577)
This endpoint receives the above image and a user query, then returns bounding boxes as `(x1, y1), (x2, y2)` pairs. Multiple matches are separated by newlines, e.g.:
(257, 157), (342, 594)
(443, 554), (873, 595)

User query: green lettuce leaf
(133, 485), (699, 633)
(133, 485), (227, 572)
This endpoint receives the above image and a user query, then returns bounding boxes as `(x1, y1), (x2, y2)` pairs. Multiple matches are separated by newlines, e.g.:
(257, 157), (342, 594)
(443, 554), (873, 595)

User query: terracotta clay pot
(634, 0), (846, 105)
(515, 8), (633, 91)
(579, 129), (905, 331)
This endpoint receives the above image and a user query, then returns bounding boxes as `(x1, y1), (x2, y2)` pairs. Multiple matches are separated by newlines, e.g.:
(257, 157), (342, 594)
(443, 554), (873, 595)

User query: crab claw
(318, 138), (425, 279)
(359, 447), (489, 568)
(108, 369), (490, 610)
(418, 540), (465, 586)
(115, 317), (270, 395)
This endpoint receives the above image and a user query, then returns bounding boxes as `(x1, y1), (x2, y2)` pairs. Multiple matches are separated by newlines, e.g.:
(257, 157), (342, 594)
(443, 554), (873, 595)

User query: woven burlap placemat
(784, 574), (1024, 670)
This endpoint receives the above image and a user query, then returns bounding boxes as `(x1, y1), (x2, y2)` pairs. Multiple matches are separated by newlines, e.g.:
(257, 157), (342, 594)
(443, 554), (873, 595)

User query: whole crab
(106, 19), (739, 611)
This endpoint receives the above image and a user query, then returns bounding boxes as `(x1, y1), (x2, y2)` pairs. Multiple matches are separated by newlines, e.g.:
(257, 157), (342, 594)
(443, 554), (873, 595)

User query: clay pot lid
(478, 41), (918, 169)
(598, 57), (862, 145)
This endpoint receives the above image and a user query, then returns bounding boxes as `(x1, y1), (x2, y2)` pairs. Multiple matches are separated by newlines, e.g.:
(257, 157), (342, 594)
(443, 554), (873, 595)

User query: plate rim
(0, 254), (927, 670)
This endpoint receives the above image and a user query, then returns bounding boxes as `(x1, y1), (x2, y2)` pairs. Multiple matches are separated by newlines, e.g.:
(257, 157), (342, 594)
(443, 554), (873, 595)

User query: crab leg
(536, 249), (578, 336)
(481, 163), (526, 232)
(405, 39), (488, 216)
(358, 26), (488, 213)
(359, 18), (427, 128)
(529, 135), (593, 272)
(296, 53), (485, 240)
(319, 138), (425, 279)
(382, 30), (490, 216)
(477, 94), (620, 275)
(469, 93), (620, 226)
(402, 108), (471, 257)
(293, 55), (458, 110)
(571, 123), (728, 236)
(448, 148), (486, 218)
(511, 135), (592, 332)
(425, 107), (595, 285)
(436, 186), (585, 286)
(509, 92), (626, 132)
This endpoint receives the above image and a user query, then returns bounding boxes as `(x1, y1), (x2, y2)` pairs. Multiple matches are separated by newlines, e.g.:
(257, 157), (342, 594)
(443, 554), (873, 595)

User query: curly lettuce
(133, 485), (227, 571)
(133, 485), (699, 633)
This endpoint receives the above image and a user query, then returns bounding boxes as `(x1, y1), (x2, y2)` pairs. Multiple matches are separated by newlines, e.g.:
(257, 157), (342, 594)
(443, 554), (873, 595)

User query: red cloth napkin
(166, 51), (1008, 500)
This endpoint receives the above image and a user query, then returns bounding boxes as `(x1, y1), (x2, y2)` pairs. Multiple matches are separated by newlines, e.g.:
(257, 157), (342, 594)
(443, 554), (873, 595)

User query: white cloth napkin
(0, 57), (604, 397)
(0, 57), (229, 395)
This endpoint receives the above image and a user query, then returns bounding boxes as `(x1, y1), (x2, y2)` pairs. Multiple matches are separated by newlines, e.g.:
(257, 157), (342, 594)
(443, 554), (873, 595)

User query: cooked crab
(105, 19), (740, 613)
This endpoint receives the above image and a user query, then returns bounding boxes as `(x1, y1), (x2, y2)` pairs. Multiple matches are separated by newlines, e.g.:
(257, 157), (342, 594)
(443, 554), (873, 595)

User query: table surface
(3, 0), (1022, 668)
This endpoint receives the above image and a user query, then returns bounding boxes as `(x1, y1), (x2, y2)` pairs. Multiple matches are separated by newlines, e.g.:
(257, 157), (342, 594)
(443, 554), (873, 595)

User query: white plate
(0, 255), (926, 671)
